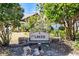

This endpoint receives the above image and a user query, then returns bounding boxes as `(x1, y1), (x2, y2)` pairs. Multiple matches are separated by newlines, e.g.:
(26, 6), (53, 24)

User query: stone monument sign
(30, 32), (49, 40)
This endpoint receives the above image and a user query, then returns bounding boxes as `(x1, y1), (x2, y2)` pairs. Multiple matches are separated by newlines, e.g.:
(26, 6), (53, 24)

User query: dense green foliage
(0, 3), (24, 22)
(0, 3), (24, 46)
(59, 26), (65, 30)
(43, 3), (79, 40)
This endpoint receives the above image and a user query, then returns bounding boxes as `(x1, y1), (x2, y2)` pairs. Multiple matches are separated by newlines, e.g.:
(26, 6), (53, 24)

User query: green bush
(20, 24), (29, 32)
(59, 30), (65, 39)
(0, 28), (12, 46)
(73, 32), (79, 49)
(50, 30), (65, 39)
(74, 40), (79, 49)
(50, 30), (59, 37)
(76, 32), (79, 38)
(59, 26), (65, 30)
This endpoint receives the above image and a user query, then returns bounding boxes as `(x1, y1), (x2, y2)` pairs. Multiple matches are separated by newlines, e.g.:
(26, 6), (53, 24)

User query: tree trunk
(71, 20), (76, 41)
(65, 27), (72, 40)
(5, 25), (10, 46)
(65, 20), (75, 41)
(2, 23), (11, 46)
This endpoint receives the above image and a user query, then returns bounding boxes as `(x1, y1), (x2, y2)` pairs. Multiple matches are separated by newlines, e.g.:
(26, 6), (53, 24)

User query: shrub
(59, 30), (65, 39)
(59, 26), (65, 30)
(74, 40), (79, 49)
(0, 28), (12, 46)
(76, 32), (79, 38)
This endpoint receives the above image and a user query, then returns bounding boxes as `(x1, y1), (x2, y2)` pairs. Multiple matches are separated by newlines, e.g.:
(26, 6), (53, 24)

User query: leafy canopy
(43, 3), (79, 22)
(0, 3), (24, 23)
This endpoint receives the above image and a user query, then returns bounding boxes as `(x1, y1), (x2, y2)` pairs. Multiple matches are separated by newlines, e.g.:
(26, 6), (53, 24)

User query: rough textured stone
(33, 48), (40, 56)
(0, 41), (75, 56)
